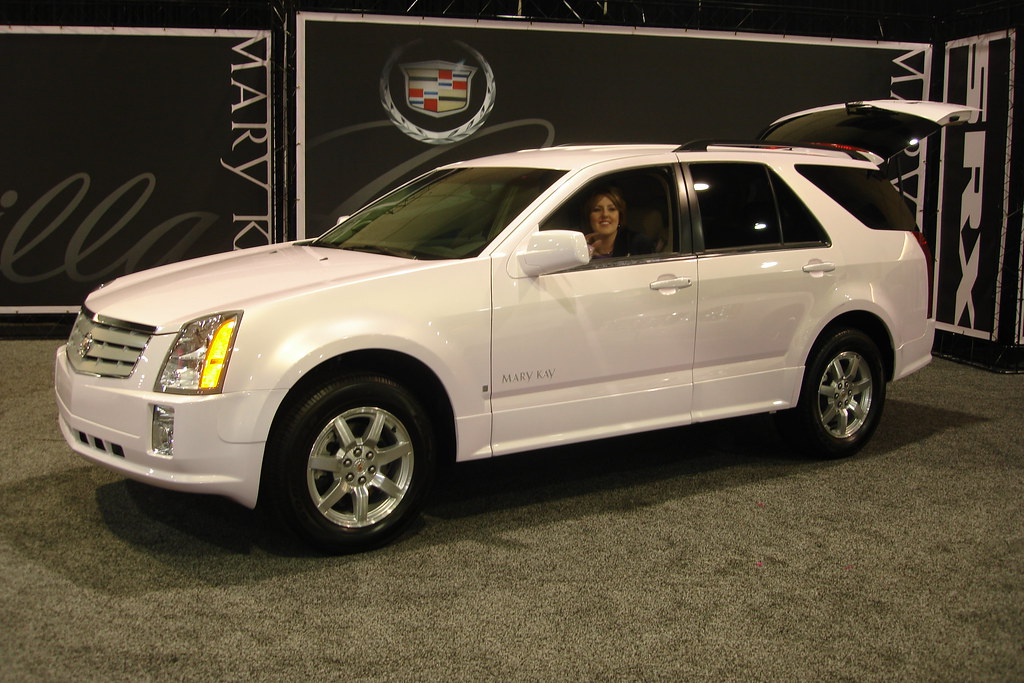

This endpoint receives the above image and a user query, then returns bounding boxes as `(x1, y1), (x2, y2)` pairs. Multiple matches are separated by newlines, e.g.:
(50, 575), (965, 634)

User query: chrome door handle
(802, 261), (836, 273)
(649, 277), (693, 291)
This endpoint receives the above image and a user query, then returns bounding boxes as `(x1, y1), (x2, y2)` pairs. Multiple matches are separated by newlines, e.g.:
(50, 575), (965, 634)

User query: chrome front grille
(66, 308), (155, 379)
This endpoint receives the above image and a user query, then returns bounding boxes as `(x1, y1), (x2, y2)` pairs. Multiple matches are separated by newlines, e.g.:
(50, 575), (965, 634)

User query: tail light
(911, 231), (934, 318)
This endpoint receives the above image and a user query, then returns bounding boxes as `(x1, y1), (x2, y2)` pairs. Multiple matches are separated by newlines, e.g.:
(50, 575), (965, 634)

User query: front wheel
(263, 375), (436, 553)
(775, 329), (887, 459)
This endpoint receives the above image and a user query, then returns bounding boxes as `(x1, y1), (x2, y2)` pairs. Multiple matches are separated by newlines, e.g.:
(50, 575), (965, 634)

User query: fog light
(152, 405), (175, 456)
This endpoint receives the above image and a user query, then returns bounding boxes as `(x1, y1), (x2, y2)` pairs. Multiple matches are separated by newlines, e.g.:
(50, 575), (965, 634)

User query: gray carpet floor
(1, 338), (1021, 681)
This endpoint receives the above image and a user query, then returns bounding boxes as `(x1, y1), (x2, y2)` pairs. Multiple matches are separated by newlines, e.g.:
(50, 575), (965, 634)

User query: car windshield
(314, 167), (566, 260)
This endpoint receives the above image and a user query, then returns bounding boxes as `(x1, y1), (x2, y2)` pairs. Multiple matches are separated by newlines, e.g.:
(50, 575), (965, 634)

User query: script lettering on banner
(1, 173), (216, 285)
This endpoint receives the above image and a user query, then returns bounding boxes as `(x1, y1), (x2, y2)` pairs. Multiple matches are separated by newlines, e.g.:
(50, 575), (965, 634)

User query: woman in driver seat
(582, 186), (654, 258)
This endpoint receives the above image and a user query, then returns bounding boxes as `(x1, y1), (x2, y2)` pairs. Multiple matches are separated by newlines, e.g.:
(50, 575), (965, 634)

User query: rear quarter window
(796, 165), (916, 231)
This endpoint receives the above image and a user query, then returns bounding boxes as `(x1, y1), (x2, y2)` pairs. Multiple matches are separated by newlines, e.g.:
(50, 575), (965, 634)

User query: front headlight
(157, 312), (242, 394)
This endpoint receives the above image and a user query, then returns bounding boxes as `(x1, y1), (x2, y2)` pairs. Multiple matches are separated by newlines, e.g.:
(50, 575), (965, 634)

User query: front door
(489, 164), (697, 455)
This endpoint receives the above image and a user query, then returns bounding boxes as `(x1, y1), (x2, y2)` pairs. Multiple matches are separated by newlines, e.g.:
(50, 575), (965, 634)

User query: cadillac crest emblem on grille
(78, 333), (94, 359)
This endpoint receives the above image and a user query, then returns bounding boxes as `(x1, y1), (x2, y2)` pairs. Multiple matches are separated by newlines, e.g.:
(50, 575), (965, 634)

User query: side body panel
(490, 255), (698, 454)
(690, 246), (836, 421)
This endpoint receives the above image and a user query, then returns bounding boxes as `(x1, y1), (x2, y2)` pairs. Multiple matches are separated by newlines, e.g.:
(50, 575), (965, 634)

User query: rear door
(682, 160), (838, 422)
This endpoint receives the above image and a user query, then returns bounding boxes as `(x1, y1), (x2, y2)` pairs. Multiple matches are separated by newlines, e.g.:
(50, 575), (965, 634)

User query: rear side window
(797, 165), (916, 231)
(689, 162), (828, 251)
(690, 163), (780, 250)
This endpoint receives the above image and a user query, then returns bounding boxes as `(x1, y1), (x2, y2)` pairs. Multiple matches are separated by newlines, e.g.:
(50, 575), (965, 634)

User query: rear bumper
(893, 319), (935, 381)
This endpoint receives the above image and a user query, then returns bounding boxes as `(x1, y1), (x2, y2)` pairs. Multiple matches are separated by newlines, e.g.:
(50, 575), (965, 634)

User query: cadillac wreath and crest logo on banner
(380, 41), (495, 145)
(402, 60), (476, 117)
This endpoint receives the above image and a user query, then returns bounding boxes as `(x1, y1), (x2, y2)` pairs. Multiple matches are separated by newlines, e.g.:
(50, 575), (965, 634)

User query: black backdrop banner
(0, 27), (272, 312)
(936, 31), (1015, 341)
(298, 13), (931, 238)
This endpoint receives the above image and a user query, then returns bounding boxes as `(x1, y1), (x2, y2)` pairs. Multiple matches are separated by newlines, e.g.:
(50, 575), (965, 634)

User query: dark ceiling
(0, 0), (1020, 42)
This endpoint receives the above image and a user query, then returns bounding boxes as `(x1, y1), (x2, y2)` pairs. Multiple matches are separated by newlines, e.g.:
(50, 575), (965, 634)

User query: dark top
(594, 226), (655, 259)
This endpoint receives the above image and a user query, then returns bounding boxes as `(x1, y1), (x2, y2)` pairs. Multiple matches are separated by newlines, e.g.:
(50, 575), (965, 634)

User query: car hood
(759, 99), (979, 162)
(85, 242), (433, 333)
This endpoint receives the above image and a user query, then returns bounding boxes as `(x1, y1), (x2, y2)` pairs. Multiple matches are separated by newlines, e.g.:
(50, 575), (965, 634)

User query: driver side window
(540, 166), (680, 262)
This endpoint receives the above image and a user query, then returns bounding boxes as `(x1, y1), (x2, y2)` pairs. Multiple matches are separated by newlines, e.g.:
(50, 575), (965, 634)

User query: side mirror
(517, 230), (591, 276)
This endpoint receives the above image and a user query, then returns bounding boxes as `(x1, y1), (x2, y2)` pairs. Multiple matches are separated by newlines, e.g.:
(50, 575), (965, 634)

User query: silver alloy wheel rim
(306, 406), (414, 528)
(816, 350), (873, 438)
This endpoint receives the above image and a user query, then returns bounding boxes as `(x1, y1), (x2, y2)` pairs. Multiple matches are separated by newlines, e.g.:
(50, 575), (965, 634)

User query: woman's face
(588, 195), (619, 236)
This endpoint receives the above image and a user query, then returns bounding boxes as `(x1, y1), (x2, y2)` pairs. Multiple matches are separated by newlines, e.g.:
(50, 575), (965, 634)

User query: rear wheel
(775, 328), (886, 458)
(263, 375), (435, 553)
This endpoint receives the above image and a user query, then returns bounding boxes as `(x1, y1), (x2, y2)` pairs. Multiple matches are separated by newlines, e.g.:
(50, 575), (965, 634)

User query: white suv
(55, 100), (974, 552)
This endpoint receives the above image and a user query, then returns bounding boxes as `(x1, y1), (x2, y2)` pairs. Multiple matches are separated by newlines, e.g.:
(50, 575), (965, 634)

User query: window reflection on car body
(342, 244), (420, 259)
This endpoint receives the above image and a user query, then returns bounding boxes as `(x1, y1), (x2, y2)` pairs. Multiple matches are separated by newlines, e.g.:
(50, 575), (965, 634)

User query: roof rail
(677, 139), (881, 164)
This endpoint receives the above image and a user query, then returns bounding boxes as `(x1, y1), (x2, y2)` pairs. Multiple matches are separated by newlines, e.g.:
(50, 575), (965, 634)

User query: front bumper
(54, 345), (287, 508)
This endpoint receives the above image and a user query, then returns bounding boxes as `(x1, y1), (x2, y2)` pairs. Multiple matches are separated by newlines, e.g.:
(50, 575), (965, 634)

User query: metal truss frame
(0, 1), (1019, 43)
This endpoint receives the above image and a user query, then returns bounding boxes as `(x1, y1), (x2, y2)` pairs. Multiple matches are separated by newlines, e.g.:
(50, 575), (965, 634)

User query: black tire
(263, 374), (436, 553)
(775, 328), (887, 459)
